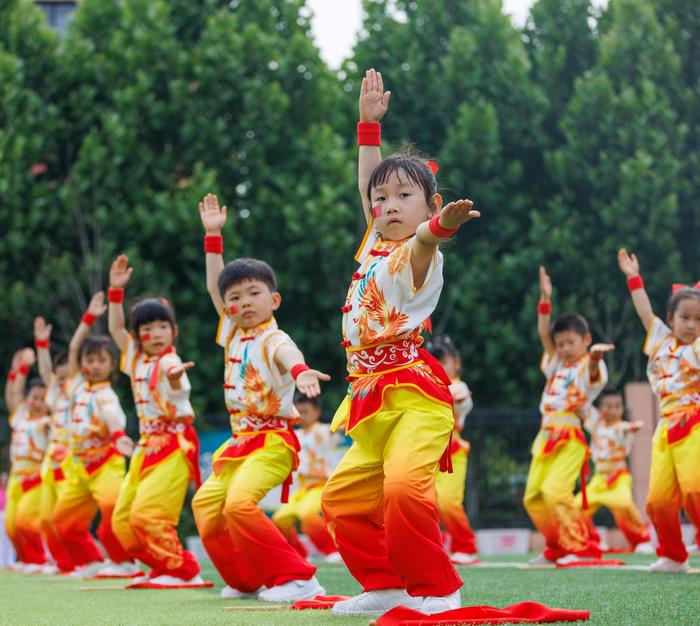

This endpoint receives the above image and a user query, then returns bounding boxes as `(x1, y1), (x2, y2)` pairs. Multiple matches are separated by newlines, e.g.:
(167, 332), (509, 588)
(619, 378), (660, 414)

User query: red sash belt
(665, 406), (700, 444)
(139, 417), (201, 487)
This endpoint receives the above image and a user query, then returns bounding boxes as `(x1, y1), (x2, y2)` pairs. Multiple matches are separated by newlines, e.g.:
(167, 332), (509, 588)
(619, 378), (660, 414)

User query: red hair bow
(425, 160), (439, 175)
(672, 281), (700, 294)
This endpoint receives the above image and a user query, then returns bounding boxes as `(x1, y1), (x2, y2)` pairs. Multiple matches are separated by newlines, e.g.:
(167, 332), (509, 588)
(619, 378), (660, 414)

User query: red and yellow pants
(523, 434), (599, 560)
(647, 423), (700, 562)
(192, 434), (316, 591)
(322, 388), (462, 597)
(112, 448), (199, 579)
(5, 474), (46, 564)
(39, 453), (77, 571)
(272, 482), (336, 556)
(435, 446), (477, 555)
(52, 454), (129, 566)
(575, 471), (649, 549)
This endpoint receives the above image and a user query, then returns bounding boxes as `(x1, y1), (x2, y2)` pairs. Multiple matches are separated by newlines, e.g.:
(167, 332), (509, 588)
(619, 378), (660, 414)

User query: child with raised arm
(523, 267), (613, 566)
(4, 348), (51, 572)
(34, 317), (79, 573)
(321, 68), (480, 617)
(427, 337), (479, 565)
(272, 393), (342, 562)
(106, 255), (207, 588)
(618, 249), (700, 573)
(51, 292), (133, 579)
(574, 389), (651, 553)
(192, 194), (328, 602)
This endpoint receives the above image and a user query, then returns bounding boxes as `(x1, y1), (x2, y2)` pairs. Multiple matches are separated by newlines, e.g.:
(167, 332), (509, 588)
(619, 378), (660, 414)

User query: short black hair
(426, 336), (459, 362)
(599, 387), (623, 401)
(218, 258), (277, 298)
(79, 335), (116, 363)
(26, 377), (46, 393)
(294, 391), (321, 409)
(551, 313), (590, 338)
(128, 298), (176, 334)
(667, 287), (700, 320)
(367, 153), (438, 205)
(53, 351), (68, 368)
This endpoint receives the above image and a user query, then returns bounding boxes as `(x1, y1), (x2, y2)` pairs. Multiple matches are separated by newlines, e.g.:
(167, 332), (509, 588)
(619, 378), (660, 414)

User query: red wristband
(81, 311), (97, 327)
(7, 371), (16, 381)
(537, 301), (552, 315)
(627, 275), (644, 292)
(204, 234), (223, 254)
(108, 288), (124, 303)
(357, 121), (381, 146)
(111, 430), (126, 443)
(18, 364), (30, 376)
(35, 339), (50, 349)
(290, 363), (310, 380)
(428, 214), (459, 238)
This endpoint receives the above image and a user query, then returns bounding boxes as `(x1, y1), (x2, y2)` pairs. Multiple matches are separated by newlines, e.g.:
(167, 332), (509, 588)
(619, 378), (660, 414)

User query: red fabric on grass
(290, 595), (351, 610)
(374, 601), (590, 625)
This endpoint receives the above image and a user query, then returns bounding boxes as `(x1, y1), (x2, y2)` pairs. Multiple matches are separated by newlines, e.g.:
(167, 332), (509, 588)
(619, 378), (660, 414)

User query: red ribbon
(672, 280), (700, 294)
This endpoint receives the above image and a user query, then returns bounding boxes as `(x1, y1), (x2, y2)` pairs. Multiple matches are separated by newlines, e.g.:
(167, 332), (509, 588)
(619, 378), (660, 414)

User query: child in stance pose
(273, 393), (341, 562)
(107, 255), (207, 588)
(524, 267), (613, 566)
(52, 292), (133, 579)
(618, 249), (700, 572)
(192, 193), (328, 602)
(4, 349), (50, 572)
(322, 69), (479, 617)
(428, 337), (479, 565)
(575, 389), (651, 553)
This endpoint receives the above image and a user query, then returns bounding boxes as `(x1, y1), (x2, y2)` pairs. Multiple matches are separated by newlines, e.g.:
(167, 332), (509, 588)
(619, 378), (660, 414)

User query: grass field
(1, 554), (698, 625)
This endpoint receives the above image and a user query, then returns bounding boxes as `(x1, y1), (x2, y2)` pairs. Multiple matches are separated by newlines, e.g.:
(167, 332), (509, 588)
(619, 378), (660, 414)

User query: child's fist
(359, 68), (391, 122)
(199, 193), (227, 234)
(617, 249), (640, 277)
(110, 255), (133, 289)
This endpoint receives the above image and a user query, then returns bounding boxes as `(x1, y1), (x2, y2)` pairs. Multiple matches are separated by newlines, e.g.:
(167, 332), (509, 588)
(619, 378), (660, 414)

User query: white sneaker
(686, 543), (700, 555)
(421, 589), (461, 614)
(323, 551), (344, 564)
(450, 552), (479, 565)
(648, 557), (690, 573)
(40, 564), (60, 576)
(22, 563), (45, 575)
(68, 561), (105, 579)
(331, 588), (423, 616)
(134, 574), (208, 588)
(9, 562), (28, 573)
(556, 554), (598, 566)
(95, 561), (142, 578)
(220, 585), (264, 599)
(258, 576), (324, 602)
(634, 542), (655, 555)
(527, 554), (556, 566)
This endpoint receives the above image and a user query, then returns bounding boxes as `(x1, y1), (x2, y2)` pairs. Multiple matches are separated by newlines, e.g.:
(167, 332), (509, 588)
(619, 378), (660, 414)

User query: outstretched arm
(588, 343), (614, 383)
(107, 255), (133, 352)
(34, 316), (54, 385)
(358, 68), (390, 223)
(68, 292), (107, 377)
(199, 193), (227, 314)
(618, 249), (654, 332)
(273, 344), (330, 399)
(537, 266), (555, 356)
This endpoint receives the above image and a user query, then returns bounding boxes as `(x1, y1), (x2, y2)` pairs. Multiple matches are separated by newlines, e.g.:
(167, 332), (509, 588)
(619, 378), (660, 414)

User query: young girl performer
(4, 348), (50, 572)
(51, 292), (133, 579)
(618, 249), (700, 572)
(321, 68), (480, 617)
(107, 255), (208, 588)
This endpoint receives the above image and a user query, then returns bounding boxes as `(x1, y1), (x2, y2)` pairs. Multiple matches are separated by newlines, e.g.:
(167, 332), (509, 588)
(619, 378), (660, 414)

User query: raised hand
(11, 349), (23, 372)
(359, 68), (391, 123)
(110, 255), (133, 289)
(34, 316), (52, 342)
(618, 249), (640, 277)
(296, 369), (331, 399)
(199, 193), (227, 234)
(166, 361), (195, 383)
(438, 199), (480, 230)
(87, 291), (108, 319)
(20, 347), (36, 368)
(589, 343), (615, 360)
(539, 266), (552, 301)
